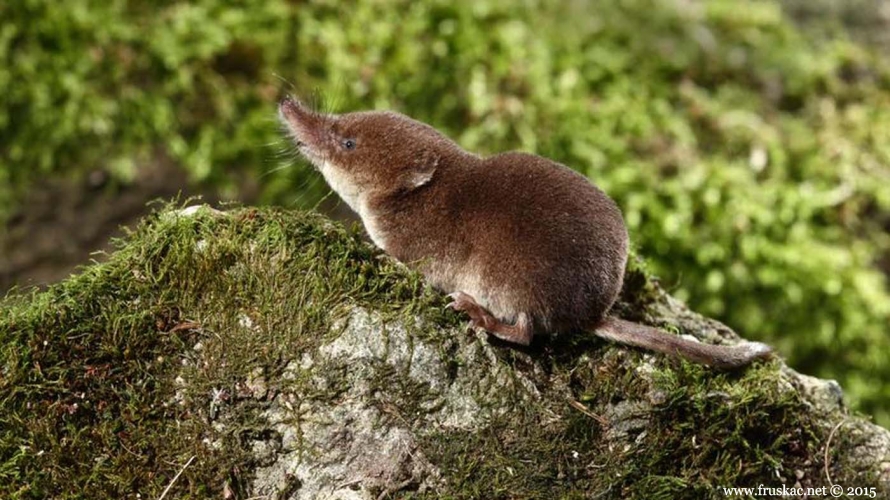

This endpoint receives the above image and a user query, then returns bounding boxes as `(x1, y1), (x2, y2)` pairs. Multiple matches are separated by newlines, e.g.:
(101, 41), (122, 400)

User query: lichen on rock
(0, 203), (887, 499)
(249, 307), (537, 499)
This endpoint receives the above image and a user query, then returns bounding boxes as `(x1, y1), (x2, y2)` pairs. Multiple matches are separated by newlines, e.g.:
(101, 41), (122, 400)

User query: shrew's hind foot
(446, 291), (534, 346)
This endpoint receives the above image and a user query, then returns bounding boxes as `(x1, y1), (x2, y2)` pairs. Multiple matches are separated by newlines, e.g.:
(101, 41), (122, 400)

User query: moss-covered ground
(0, 204), (879, 498)
(0, 203), (449, 498)
(416, 260), (863, 499)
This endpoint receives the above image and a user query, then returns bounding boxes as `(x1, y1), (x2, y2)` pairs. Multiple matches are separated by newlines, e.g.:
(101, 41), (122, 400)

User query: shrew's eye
(342, 139), (356, 150)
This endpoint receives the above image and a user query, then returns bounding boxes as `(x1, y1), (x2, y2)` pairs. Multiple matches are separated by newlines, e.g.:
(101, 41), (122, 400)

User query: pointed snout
(278, 96), (310, 125)
(278, 96), (325, 146)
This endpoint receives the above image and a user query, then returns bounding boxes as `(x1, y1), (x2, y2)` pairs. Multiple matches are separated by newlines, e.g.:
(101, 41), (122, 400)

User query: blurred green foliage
(2, 0), (889, 422)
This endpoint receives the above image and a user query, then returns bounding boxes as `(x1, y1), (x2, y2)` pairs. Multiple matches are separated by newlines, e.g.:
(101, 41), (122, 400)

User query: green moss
(0, 203), (440, 498)
(419, 349), (842, 499)
(415, 277), (852, 499)
(617, 363), (815, 499)
(418, 410), (605, 499)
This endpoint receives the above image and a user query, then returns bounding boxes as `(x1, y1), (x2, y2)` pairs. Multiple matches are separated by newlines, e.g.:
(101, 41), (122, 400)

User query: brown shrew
(279, 96), (772, 369)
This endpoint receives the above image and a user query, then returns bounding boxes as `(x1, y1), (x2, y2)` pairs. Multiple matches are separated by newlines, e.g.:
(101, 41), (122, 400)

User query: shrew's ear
(402, 148), (439, 191)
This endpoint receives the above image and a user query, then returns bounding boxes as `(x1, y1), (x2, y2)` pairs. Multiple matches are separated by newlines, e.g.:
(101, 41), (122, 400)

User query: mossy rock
(1, 203), (887, 499)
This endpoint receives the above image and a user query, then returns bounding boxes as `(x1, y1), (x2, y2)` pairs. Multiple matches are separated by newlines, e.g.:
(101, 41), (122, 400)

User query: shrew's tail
(595, 317), (773, 370)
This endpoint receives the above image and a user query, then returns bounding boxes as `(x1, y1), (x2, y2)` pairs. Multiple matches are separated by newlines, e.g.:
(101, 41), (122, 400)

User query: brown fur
(279, 97), (773, 369)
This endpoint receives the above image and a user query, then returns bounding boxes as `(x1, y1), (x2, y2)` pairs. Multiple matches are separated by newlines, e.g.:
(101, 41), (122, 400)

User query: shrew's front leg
(446, 291), (533, 345)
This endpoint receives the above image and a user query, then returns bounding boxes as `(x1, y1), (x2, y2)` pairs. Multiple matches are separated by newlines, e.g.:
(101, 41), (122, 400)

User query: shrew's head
(279, 97), (460, 211)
